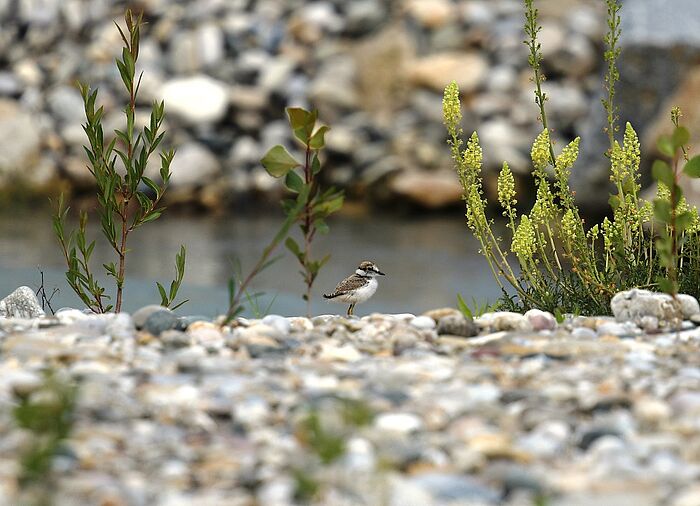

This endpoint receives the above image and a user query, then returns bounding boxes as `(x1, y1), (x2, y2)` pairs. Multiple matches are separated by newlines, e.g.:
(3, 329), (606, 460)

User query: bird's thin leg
(347, 303), (355, 316)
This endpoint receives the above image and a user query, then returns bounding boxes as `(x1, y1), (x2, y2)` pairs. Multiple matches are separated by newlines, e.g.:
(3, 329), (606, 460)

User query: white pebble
(410, 316), (436, 330)
(375, 412), (424, 434)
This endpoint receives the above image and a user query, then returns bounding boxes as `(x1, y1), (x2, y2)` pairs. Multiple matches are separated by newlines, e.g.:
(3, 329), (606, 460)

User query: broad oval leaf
(311, 153), (322, 175)
(261, 145), (300, 177)
(683, 155), (700, 178)
(673, 126), (690, 150)
(287, 107), (317, 144)
(657, 135), (675, 158)
(676, 210), (695, 231)
(285, 170), (304, 193)
(608, 194), (621, 210)
(653, 199), (672, 222)
(652, 160), (674, 188)
(672, 183), (683, 206)
(309, 125), (330, 150)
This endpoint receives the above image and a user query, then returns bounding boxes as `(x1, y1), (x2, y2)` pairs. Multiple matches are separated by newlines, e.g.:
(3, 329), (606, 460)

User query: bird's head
(356, 260), (385, 277)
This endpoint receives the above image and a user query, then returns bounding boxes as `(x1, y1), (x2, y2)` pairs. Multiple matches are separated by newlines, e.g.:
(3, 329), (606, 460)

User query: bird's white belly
(336, 279), (378, 303)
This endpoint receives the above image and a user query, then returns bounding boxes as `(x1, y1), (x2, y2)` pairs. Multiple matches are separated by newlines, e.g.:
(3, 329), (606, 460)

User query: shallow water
(0, 209), (504, 317)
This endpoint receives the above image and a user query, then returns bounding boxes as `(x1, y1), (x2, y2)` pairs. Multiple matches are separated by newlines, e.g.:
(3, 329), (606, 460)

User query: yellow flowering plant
(443, 0), (700, 314)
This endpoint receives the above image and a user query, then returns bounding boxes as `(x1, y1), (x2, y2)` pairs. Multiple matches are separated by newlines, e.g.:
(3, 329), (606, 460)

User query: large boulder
(610, 288), (700, 325)
(0, 286), (45, 319)
(571, 0), (700, 211)
(0, 100), (42, 185)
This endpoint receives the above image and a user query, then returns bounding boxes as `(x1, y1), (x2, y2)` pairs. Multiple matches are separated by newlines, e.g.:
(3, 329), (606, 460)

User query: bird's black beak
(377, 269), (385, 276)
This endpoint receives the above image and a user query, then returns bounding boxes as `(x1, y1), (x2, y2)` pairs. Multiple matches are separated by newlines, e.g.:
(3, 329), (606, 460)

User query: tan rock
(407, 52), (487, 93)
(405, 0), (455, 29)
(0, 99), (42, 181)
(422, 308), (461, 321)
(644, 67), (700, 207)
(389, 170), (462, 208)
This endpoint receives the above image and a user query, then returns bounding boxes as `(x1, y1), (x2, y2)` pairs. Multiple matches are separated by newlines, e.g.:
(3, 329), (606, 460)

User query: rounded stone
(375, 412), (424, 434)
(175, 315), (209, 331)
(143, 311), (178, 336)
(410, 315), (437, 330)
(132, 305), (168, 328)
(408, 52), (488, 93)
(524, 309), (557, 331)
(133, 305), (177, 336)
(160, 75), (228, 124)
(436, 314), (477, 337)
(261, 314), (291, 335)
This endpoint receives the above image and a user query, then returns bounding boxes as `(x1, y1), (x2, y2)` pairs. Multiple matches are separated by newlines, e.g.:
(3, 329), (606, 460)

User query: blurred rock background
(0, 0), (698, 213)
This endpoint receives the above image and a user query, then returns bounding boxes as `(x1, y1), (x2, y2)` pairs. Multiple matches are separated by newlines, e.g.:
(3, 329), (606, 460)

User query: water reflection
(0, 210), (504, 316)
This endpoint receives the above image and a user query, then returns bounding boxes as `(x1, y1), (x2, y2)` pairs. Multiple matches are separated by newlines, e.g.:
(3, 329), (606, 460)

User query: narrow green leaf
(457, 294), (472, 319)
(156, 282), (168, 305)
(170, 299), (189, 311)
(285, 237), (301, 257)
(141, 211), (163, 224)
(142, 176), (161, 196)
(261, 145), (300, 177)
(314, 218), (329, 235)
(315, 194), (344, 216)
(608, 194), (620, 210)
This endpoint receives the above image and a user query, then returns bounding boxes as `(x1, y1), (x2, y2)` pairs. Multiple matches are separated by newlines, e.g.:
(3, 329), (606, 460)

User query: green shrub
(653, 108), (700, 297)
(53, 10), (185, 313)
(443, 0), (700, 314)
(262, 107), (344, 316)
(226, 107), (342, 319)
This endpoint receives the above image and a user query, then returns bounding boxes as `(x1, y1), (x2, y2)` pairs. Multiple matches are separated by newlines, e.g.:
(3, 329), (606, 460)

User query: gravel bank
(1, 299), (699, 505)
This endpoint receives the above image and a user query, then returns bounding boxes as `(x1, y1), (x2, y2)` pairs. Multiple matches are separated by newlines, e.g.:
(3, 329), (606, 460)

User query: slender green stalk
(524, 0), (556, 165)
(602, 0), (622, 155)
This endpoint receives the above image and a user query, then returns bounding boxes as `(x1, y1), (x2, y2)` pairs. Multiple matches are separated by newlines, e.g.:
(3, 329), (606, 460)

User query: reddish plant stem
(115, 44), (137, 313)
(302, 142), (313, 316)
(670, 153), (679, 297)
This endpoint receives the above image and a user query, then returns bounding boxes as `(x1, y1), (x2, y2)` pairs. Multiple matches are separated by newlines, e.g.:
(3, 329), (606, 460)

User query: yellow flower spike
(498, 162), (516, 211)
(561, 209), (581, 245)
(466, 185), (486, 232)
(442, 81), (462, 133)
(512, 215), (536, 260)
(609, 140), (624, 183)
(463, 132), (483, 173)
(531, 129), (551, 174)
(623, 122), (640, 175)
(555, 138), (580, 174)
(530, 179), (555, 224)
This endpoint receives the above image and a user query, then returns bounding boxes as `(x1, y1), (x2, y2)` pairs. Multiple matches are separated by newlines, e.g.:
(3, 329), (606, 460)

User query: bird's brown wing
(325, 274), (367, 297)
